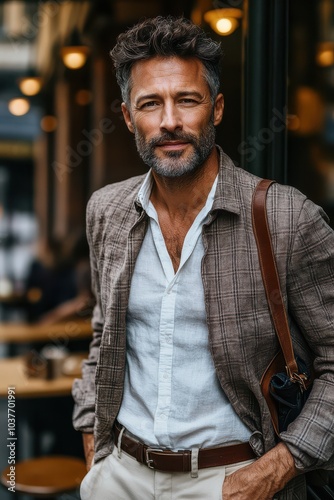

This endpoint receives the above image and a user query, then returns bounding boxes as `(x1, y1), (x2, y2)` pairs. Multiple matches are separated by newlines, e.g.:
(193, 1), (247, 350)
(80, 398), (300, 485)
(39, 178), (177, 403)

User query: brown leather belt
(114, 422), (256, 473)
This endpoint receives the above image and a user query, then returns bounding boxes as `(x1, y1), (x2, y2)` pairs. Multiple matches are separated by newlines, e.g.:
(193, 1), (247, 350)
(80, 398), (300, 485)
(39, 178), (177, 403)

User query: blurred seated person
(25, 234), (94, 325)
(22, 235), (93, 459)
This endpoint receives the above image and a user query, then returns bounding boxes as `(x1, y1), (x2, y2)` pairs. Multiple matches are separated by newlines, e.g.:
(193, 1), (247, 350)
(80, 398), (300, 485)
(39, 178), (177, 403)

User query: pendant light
(61, 29), (90, 70)
(204, 7), (243, 36)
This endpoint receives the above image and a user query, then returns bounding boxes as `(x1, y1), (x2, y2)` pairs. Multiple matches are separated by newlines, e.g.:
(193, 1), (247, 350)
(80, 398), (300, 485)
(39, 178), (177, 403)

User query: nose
(160, 102), (182, 132)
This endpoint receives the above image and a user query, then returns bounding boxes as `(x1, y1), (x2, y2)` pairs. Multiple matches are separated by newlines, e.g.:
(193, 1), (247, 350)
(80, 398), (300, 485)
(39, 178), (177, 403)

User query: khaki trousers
(80, 445), (255, 500)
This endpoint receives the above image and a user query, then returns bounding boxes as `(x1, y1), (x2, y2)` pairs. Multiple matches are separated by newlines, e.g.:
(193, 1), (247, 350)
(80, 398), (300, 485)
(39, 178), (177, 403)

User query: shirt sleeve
(72, 196), (103, 433)
(280, 198), (334, 471)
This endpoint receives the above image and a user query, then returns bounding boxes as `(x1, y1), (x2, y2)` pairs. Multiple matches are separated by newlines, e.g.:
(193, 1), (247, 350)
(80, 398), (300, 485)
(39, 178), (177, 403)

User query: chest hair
(158, 216), (193, 273)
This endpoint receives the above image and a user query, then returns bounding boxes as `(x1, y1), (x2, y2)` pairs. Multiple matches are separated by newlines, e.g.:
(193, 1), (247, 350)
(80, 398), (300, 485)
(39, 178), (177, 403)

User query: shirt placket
(149, 217), (177, 446)
(154, 279), (177, 445)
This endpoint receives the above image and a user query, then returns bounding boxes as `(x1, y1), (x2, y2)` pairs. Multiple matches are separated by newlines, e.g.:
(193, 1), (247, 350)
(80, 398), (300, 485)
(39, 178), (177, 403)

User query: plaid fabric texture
(72, 147), (334, 498)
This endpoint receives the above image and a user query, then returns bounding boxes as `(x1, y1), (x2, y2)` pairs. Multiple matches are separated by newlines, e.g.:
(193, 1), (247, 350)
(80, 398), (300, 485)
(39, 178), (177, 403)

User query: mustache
(148, 132), (197, 147)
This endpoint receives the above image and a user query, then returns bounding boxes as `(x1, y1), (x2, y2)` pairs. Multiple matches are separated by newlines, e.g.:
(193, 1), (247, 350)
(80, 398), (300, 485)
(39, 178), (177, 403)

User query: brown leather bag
(252, 179), (313, 436)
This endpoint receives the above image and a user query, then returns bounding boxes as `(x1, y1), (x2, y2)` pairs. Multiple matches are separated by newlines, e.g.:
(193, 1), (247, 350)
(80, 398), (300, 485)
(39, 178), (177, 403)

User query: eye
(179, 98), (198, 105)
(141, 101), (160, 109)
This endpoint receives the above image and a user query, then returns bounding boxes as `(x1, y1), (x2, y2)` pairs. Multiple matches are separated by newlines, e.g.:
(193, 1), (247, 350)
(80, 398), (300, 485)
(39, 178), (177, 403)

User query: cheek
(181, 107), (213, 129)
(182, 116), (211, 134)
(133, 113), (161, 138)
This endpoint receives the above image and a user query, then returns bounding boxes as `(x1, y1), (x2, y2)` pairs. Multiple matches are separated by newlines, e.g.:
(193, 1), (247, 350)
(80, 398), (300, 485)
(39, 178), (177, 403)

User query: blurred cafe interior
(0, 0), (333, 498)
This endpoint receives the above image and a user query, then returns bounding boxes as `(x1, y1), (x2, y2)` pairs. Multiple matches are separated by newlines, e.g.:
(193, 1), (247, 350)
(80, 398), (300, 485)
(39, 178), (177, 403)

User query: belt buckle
(145, 448), (163, 469)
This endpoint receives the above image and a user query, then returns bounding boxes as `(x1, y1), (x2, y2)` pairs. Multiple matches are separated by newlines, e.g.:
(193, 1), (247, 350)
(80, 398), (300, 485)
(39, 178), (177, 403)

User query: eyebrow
(135, 90), (204, 107)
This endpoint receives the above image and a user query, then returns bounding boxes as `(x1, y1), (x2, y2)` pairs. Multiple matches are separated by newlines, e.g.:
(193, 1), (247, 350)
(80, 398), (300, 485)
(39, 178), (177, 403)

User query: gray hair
(110, 16), (223, 104)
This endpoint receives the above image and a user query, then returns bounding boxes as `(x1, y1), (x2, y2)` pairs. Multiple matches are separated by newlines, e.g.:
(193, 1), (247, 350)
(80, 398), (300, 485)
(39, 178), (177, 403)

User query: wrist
(82, 433), (95, 471)
(255, 443), (298, 493)
(82, 433), (94, 455)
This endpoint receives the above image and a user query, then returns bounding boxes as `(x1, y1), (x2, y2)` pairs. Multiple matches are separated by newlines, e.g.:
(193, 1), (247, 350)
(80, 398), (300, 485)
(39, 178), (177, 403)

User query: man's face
(122, 56), (224, 178)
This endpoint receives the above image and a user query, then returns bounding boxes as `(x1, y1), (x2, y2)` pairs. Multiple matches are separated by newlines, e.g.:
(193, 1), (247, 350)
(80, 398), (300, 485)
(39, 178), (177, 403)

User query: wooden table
(0, 320), (92, 344)
(0, 353), (87, 458)
(0, 354), (87, 398)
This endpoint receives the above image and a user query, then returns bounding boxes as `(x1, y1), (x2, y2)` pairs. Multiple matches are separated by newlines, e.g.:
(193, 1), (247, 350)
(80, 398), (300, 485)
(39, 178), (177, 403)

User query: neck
(150, 147), (219, 219)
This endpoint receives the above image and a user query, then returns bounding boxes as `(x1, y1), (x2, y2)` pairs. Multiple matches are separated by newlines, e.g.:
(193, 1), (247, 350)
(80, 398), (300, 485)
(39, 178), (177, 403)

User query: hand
(222, 461), (275, 500)
(82, 433), (95, 471)
(222, 443), (298, 500)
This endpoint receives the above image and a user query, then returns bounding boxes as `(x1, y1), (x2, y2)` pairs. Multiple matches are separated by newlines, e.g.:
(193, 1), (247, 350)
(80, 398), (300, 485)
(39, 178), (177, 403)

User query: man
(73, 16), (334, 499)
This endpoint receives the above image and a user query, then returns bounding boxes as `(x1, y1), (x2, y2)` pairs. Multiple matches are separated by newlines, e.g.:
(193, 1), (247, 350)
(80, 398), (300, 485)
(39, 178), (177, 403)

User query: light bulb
(8, 98), (30, 116)
(19, 77), (42, 96)
(216, 18), (234, 35)
(61, 46), (89, 70)
(204, 8), (242, 36)
(317, 49), (334, 67)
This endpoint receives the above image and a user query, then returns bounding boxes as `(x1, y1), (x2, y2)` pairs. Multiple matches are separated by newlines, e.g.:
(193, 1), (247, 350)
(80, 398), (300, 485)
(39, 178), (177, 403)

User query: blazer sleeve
(280, 198), (334, 471)
(72, 195), (103, 433)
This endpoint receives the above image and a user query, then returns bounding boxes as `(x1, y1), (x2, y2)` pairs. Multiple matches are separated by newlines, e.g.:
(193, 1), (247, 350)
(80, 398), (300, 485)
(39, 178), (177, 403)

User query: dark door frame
(242, 0), (289, 183)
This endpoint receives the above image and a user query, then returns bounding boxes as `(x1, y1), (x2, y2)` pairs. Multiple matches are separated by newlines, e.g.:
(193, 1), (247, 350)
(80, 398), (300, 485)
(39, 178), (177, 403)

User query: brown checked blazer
(73, 146), (334, 499)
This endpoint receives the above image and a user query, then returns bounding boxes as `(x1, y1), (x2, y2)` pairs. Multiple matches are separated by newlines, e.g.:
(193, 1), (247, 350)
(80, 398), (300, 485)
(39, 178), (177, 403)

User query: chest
(127, 226), (208, 332)
(158, 216), (194, 272)
(161, 229), (187, 272)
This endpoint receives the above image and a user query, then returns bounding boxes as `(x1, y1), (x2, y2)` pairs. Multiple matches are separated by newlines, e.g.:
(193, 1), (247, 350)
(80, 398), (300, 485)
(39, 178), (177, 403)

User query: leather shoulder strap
(252, 179), (298, 377)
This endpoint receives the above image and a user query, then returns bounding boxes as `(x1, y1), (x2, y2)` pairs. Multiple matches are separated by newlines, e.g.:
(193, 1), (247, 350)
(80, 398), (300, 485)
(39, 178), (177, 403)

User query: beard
(133, 120), (216, 178)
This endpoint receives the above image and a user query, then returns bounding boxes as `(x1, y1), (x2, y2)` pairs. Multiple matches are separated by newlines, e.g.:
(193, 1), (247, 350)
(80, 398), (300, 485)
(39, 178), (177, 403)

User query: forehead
(129, 56), (209, 99)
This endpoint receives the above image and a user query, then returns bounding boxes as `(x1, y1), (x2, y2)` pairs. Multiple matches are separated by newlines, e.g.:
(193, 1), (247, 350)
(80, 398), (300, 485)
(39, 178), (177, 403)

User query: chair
(1, 455), (86, 499)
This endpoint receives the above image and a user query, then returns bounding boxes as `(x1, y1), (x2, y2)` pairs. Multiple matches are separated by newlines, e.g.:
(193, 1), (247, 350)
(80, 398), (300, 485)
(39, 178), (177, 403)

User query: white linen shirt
(117, 171), (252, 450)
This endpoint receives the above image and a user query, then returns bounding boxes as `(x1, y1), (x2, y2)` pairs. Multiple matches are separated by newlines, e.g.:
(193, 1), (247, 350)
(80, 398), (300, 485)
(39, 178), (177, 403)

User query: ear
(121, 102), (135, 133)
(213, 93), (224, 126)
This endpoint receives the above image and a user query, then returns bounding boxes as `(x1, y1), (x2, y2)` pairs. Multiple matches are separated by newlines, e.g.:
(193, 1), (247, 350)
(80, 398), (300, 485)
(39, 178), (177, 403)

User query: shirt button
(166, 336), (172, 344)
(163, 372), (168, 379)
